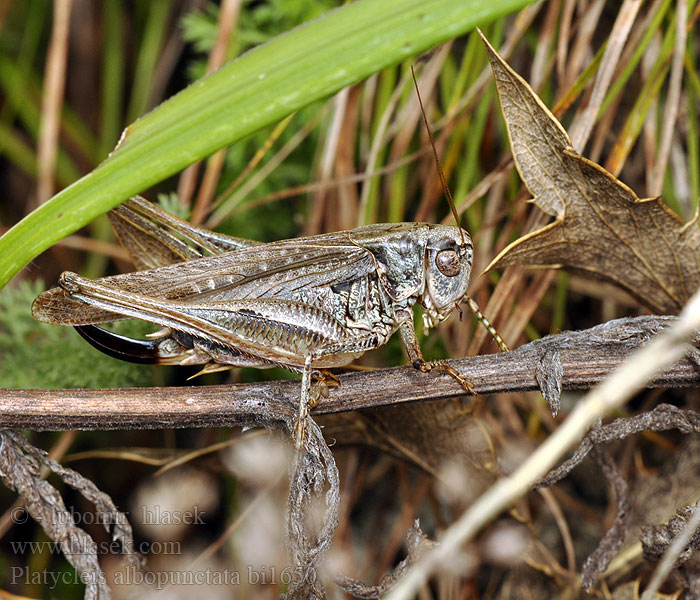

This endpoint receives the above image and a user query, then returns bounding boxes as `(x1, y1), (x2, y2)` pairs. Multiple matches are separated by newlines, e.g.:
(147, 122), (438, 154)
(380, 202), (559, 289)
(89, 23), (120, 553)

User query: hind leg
(292, 355), (314, 449)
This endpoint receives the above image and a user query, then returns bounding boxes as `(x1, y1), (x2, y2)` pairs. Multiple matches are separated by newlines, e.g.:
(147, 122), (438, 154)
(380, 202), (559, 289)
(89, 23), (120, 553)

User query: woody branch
(0, 316), (697, 431)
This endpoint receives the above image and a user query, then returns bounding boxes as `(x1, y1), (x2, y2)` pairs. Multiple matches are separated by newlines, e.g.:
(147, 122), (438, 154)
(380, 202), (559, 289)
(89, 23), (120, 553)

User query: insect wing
(31, 226), (410, 326)
(109, 196), (261, 270)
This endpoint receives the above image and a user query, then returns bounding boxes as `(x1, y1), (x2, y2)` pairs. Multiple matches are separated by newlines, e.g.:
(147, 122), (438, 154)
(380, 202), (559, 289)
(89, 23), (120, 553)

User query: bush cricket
(33, 196), (483, 445)
(32, 74), (507, 447)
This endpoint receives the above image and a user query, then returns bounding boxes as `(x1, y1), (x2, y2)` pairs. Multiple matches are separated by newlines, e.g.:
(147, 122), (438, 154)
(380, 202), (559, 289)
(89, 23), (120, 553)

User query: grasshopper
(32, 196), (477, 444)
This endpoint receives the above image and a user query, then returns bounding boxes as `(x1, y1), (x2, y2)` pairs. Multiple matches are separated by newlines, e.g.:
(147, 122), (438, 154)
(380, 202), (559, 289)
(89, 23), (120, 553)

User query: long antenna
(412, 64), (509, 353)
(410, 65), (465, 246)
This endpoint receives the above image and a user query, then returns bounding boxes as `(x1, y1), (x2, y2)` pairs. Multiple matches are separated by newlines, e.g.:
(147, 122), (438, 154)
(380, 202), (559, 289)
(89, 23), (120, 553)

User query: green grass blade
(0, 0), (535, 289)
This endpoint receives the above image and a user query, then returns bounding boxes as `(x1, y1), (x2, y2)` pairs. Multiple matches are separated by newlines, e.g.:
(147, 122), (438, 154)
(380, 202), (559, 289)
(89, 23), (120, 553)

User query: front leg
(397, 313), (475, 394)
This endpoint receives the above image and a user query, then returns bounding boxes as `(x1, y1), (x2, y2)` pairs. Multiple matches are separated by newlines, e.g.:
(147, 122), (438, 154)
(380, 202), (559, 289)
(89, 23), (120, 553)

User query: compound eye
(435, 249), (461, 277)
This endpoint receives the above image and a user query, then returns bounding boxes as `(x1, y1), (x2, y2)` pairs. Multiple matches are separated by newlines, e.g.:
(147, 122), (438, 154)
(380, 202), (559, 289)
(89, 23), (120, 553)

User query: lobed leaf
(481, 32), (700, 315)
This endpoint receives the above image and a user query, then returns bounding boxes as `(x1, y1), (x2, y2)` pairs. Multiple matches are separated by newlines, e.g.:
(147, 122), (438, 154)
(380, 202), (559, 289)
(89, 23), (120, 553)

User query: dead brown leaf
(480, 32), (700, 315)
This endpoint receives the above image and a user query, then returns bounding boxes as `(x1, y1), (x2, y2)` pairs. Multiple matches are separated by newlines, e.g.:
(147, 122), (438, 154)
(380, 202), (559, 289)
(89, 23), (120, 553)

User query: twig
(0, 316), (698, 431)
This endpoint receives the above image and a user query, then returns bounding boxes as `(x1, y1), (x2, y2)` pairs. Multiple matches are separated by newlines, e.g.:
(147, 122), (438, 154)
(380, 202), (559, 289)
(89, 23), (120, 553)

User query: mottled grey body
(34, 199), (472, 374)
(32, 197), (474, 443)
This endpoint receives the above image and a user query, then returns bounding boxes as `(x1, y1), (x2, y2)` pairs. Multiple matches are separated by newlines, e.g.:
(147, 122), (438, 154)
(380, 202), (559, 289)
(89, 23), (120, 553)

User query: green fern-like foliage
(156, 192), (190, 220)
(0, 281), (157, 389)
